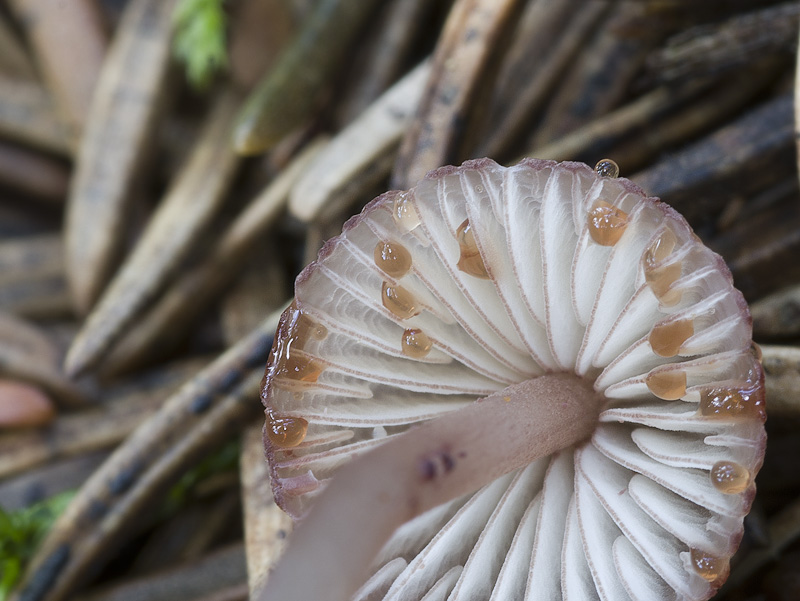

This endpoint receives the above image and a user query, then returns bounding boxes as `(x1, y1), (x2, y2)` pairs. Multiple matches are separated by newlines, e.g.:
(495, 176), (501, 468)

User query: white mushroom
(259, 158), (766, 601)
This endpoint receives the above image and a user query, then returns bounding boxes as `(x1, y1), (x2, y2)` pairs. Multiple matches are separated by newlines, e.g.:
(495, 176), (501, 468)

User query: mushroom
(259, 158), (766, 601)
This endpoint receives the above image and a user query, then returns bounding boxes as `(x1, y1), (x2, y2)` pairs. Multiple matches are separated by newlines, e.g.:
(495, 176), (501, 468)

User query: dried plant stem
(290, 60), (430, 222)
(0, 234), (70, 319)
(478, 0), (607, 159)
(709, 193), (800, 302)
(751, 285), (800, 338)
(529, 2), (657, 148)
(0, 357), (205, 479)
(75, 544), (247, 601)
(0, 139), (69, 201)
(722, 494), (800, 593)
(232, 0), (382, 155)
(65, 0), (178, 315)
(8, 0), (108, 140)
(258, 374), (600, 601)
(65, 90), (242, 377)
(392, 0), (525, 188)
(241, 424), (292, 595)
(0, 451), (108, 512)
(648, 2), (800, 84)
(632, 93), (794, 225)
(0, 77), (72, 155)
(526, 83), (697, 163)
(334, 0), (432, 126)
(795, 19), (800, 187)
(15, 314), (278, 601)
(98, 141), (322, 376)
(760, 345), (800, 414)
(0, 14), (37, 79)
(0, 313), (88, 408)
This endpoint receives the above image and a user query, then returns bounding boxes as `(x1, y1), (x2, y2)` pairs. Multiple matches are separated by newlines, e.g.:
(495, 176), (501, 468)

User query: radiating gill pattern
(261, 159), (765, 601)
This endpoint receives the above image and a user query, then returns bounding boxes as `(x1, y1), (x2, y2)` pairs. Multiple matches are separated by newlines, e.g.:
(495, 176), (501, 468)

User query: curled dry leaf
(261, 159), (765, 601)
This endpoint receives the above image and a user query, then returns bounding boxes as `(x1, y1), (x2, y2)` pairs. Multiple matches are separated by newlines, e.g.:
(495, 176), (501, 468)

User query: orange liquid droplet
(699, 384), (764, 420)
(392, 193), (421, 232)
(690, 548), (728, 583)
(710, 461), (750, 494)
(267, 303), (326, 384)
(267, 409), (308, 448)
(645, 262), (683, 305)
(588, 201), (628, 246)
(646, 370), (686, 400)
(274, 354), (324, 383)
(456, 219), (490, 279)
(381, 281), (419, 319)
(374, 241), (412, 278)
(401, 328), (432, 358)
(649, 318), (694, 357)
(644, 229), (678, 267)
(643, 230), (682, 305)
(594, 159), (619, 178)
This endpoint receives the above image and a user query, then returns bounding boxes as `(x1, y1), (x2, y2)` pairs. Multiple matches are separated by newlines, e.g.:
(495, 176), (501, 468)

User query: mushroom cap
(261, 158), (765, 601)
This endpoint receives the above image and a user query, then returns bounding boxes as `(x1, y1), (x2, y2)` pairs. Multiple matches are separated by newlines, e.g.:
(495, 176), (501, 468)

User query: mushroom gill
(260, 158), (766, 601)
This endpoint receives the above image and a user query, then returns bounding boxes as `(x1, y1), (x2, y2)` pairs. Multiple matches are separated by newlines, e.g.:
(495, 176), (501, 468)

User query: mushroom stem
(257, 372), (602, 601)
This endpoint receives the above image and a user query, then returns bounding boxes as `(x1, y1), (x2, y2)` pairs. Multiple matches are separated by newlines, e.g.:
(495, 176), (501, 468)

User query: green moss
(0, 491), (75, 600)
(173, 0), (228, 90)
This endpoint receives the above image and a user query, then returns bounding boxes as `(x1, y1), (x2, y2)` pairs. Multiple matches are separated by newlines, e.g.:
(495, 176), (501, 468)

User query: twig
(0, 234), (70, 319)
(477, 0), (607, 159)
(232, 0), (382, 155)
(15, 312), (277, 601)
(290, 60), (430, 223)
(73, 544), (247, 601)
(8, 0), (108, 140)
(0, 139), (69, 202)
(65, 0), (178, 314)
(65, 90), (242, 377)
(392, 0), (525, 188)
(97, 141), (322, 377)
(632, 93), (794, 227)
(528, 2), (663, 148)
(751, 284), (800, 338)
(0, 357), (206, 479)
(0, 77), (72, 156)
(760, 345), (800, 415)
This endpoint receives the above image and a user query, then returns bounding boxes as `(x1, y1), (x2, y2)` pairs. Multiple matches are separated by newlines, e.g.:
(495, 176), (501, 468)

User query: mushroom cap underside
(261, 158), (766, 601)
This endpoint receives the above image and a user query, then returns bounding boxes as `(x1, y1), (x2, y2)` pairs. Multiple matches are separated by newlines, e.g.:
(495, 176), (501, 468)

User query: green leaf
(173, 0), (228, 90)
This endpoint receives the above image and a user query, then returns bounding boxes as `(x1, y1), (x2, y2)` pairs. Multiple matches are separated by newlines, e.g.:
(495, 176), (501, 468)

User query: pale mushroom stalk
(258, 374), (601, 601)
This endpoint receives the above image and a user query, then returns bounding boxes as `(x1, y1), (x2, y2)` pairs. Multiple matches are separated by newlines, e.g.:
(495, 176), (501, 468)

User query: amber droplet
(374, 241), (412, 278)
(644, 229), (678, 268)
(646, 370), (686, 400)
(588, 201), (628, 246)
(296, 312), (328, 342)
(455, 219), (490, 279)
(267, 409), (308, 448)
(649, 318), (693, 357)
(710, 461), (750, 494)
(643, 230), (682, 305)
(381, 281), (419, 319)
(699, 385), (764, 420)
(392, 193), (421, 232)
(646, 264), (683, 305)
(690, 548), (728, 583)
(274, 354), (324, 383)
(595, 159), (620, 178)
(267, 303), (327, 384)
(401, 328), (432, 358)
